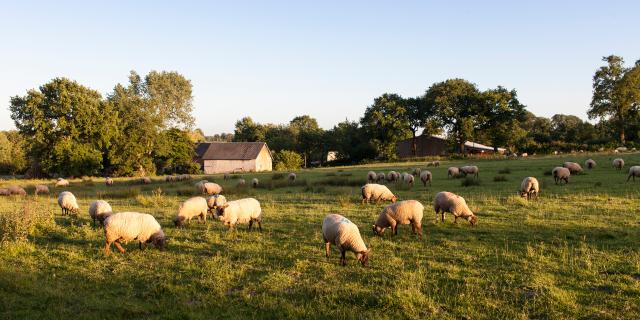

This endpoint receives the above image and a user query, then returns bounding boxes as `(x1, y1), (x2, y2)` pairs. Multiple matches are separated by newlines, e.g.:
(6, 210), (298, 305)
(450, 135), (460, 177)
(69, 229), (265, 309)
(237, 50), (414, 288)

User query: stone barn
(195, 142), (273, 174)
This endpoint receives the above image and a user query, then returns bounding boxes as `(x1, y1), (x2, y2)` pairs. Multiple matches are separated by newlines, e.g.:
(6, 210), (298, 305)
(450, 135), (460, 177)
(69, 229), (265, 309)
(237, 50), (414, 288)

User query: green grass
(1, 153), (640, 319)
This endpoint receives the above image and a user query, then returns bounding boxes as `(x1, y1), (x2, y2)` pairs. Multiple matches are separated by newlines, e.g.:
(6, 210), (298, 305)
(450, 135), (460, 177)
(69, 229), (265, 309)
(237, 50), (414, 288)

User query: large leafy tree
(154, 128), (200, 174)
(0, 131), (28, 175)
(325, 120), (375, 162)
(233, 117), (266, 142)
(289, 115), (324, 166)
(404, 97), (439, 157)
(360, 93), (411, 159)
(480, 86), (527, 152)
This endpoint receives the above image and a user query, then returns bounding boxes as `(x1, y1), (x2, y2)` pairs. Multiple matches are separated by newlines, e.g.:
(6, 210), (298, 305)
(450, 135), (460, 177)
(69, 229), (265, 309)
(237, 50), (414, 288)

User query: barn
(396, 135), (505, 158)
(194, 142), (273, 174)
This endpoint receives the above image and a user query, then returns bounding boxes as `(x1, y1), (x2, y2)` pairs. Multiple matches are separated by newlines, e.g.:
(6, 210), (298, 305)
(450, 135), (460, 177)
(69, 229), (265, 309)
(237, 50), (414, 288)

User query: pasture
(1, 154), (639, 319)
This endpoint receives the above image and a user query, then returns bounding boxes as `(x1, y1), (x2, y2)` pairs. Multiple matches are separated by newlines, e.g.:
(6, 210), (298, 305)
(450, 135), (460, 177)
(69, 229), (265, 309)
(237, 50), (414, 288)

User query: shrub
(135, 188), (171, 207)
(0, 202), (51, 243)
(498, 167), (511, 174)
(273, 150), (303, 171)
(461, 177), (481, 187)
(493, 175), (508, 182)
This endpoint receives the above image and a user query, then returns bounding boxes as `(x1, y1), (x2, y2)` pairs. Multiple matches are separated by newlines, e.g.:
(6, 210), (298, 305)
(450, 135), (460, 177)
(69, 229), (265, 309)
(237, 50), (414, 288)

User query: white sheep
(403, 173), (415, 187)
(613, 158), (625, 170)
(58, 191), (79, 215)
(627, 166), (640, 182)
(447, 167), (460, 178)
(203, 182), (223, 195)
(34, 184), (49, 195)
(563, 162), (583, 174)
(252, 178), (259, 188)
(195, 180), (209, 193)
(174, 196), (209, 226)
(207, 194), (227, 214)
(237, 179), (246, 187)
(141, 177), (151, 184)
(215, 198), (262, 231)
(520, 177), (540, 200)
(433, 161), (440, 167)
(224, 173), (230, 181)
(433, 191), (477, 226)
(386, 171), (397, 183)
(103, 212), (166, 256)
(361, 184), (397, 204)
(8, 185), (27, 196)
(420, 171), (432, 187)
(459, 166), (479, 179)
(376, 172), (386, 183)
(89, 200), (113, 226)
(0, 188), (9, 196)
(105, 177), (114, 186)
(412, 168), (422, 176)
(289, 172), (297, 182)
(55, 178), (69, 187)
(322, 214), (371, 266)
(372, 200), (424, 238)
(585, 159), (596, 170)
(367, 171), (377, 183)
(552, 167), (570, 185)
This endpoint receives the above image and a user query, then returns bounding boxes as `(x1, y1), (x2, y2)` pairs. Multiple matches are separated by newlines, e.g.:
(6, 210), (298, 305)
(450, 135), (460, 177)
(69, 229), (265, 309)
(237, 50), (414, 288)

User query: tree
(480, 87), (527, 152)
(588, 55), (635, 144)
(404, 97), (439, 157)
(273, 150), (303, 171)
(360, 93), (411, 159)
(233, 117), (265, 142)
(154, 128), (200, 174)
(0, 131), (28, 175)
(325, 120), (376, 162)
(289, 115), (324, 167)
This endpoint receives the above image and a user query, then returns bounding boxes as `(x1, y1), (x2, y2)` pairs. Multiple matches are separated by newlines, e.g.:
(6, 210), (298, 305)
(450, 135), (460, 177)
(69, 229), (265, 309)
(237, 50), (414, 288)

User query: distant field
(1, 153), (639, 319)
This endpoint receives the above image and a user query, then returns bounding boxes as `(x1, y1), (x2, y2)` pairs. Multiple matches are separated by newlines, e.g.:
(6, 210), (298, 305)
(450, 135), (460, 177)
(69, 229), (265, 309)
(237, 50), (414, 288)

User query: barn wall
(255, 146), (273, 172)
(203, 160), (255, 174)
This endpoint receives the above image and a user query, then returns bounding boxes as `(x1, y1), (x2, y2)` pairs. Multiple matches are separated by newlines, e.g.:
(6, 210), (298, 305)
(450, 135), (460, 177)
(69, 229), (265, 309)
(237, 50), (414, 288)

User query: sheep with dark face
(613, 158), (625, 170)
(520, 177), (539, 200)
(174, 197), (209, 226)
(104, 212), (167, 256)
(367, 171), (377, 183)
(8, 185), (27, 196)
(215, 198), (262, 231)
(563, 162), (583, 174)
(361, 184), (397, 204)
(58, 191), (79, 215)
(585, 159), (596, 170)
(552, 167), (570, 185)
(447, 167), (460, 178)
(459, 166), (479, 179)
(627, 166), (640, 182)
(89, 200), (113, 226)
(420, 171), (432, 187)
(376, 172), (386, 183)
(433, 191), (477, 226)
(372, 200), (424, 238)
(322, 214), (371, 267)
(35, 184), (50, 195)
(105, 177), (114, 186)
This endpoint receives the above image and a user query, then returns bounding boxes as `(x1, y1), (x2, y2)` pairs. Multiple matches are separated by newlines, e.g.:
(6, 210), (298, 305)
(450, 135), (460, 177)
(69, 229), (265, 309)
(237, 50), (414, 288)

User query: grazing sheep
(376, 172), (386, 183)
(174, 196), (208, 226)
(57, 191), (79, 215)
(627, 166), (640, 182)
(105, 177), (114, 186)
(420, 171), (432, 187)
(178, 174), (191, 181)
(0, 188), (10, 196)
(613, 158), (625, 170)
(8, 186), (27, 196)
(289, 173), (297, 182)
(207, 195), (227, 213)
(224, 173), (230, 181)
(585, 159), (596, 170)
(34, 184), (50, 195)
(55, 178), (69, 187)
(433, 161), (440, 167)
(401, 172), (409, 182)
(89, 200), (113, 226)
(387, 171), (398, 183)
(237, 179), (246, 187)
(372, 200), (424, 238)
(412, 168), (422, 176)
(403, 174), (415, 187)
(322, 214), (371, 267)
(433, 191), (477, 226)
(563, 162), (583, 174)
(367, 171), (377, 183)
(447, 167), (460, 178)
(252, 178), (259, 188)
(141, 177), (151, 184)
(520, 177), (540, 200)
(195, 180), (209, 193)
(104, 212), (166, 256)
(552, 167), (570, 185)
(361, 184), (397, 204)
(215, 198), (262, 231)
(459, 166), (479, 179)
(203, 182), (223, 195)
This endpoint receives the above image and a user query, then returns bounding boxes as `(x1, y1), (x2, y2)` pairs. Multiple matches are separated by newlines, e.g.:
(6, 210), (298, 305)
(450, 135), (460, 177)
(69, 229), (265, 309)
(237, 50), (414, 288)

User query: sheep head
(173, 216), (186, 226)
(357, 248), (371, 267)
(468, 215), (478, 226)
(372, 224), (385, 236)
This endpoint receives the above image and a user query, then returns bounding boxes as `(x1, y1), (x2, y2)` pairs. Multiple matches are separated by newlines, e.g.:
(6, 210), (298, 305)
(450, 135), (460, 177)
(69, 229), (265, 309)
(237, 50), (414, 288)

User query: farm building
(396, 135), (505, 158)
(194, 142), (273, 174)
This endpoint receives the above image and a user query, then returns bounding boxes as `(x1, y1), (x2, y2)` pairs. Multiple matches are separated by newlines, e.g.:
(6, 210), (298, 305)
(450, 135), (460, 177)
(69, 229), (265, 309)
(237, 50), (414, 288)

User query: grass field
(1, 153), (639, 319)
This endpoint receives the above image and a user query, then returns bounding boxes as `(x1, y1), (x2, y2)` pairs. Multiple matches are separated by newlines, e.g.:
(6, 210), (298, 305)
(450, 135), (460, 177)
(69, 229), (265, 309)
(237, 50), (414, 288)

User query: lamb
(552, 167), (570, 185)
(89, 200), (113, 226)
(322, 214), (371, 266)
(141, 177), (151, 184)
(627, 166), (640, 182)
(376, 172), (386, 183)
(203, 182), (223, 195)
(289, 173), (297, 182)
(459, 166), (479, 179)
(34, 184), (50, 195)
(105, 177), (114, 186)
(237, 179), (246, 187)
(613, 158), (625, 170)
(420, 171), (432, 187)
(372, 200), (424, 238)
(215, 198), (262, 231)
(57, 191), (79, 215)
(55, 178), (69, 187)
(563, 162), (583, 174)
(367, 171), (377, 183)
(361, 184), (397, 204)
(585, 159), (596, 170)
(520, 177), (540, 200)
(447, 167), (460, 178)
(433, 191), (478, 226)
(403, 173), (415, 187)
(8, 185), (27, 196)
(103, 212), (167, 256)
(0, 188), (10, 196)
(252, 178), (259, 188)
(174, 196), (208, 226)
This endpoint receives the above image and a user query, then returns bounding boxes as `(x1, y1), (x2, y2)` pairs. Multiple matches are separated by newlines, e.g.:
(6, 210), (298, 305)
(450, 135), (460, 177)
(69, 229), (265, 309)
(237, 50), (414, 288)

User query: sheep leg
(454, 216), (458, 224)
(417, 225), (423, 238)
(441, 212), (445, 223)
(114, 240), (126, 254)
(139, 241), (147, 250)
(325, 242), (330, 258)
(248, 220), (254, 230)
(257, 221), (262, 232)
(104, 241), (112, 256)
(340, 250), (347, 266)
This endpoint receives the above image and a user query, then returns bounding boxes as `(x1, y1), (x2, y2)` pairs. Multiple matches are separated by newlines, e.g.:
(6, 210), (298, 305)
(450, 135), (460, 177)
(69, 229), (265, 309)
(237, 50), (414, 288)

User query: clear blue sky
(1, 1), (639, 134)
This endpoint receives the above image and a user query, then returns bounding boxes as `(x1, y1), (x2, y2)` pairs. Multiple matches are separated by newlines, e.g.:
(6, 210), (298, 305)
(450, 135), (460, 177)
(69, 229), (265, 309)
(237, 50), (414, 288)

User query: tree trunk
(460, 142), (466, 155)
(620, 116), (626, 144)
(411, 131), (417, 157)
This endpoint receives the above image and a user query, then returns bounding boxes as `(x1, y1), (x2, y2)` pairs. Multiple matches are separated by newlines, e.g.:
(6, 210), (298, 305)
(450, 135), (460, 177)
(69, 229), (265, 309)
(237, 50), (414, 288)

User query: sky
(1, 1), (639, 135)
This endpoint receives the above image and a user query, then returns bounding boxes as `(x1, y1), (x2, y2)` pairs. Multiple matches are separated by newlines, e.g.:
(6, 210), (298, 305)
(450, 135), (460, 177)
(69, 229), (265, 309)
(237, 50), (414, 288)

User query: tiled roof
(195, 142), (269, 160)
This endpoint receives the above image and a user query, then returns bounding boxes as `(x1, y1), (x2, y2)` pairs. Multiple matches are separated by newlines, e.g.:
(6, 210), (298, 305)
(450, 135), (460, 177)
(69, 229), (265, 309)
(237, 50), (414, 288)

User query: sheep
(613, 158), (625, 170)
(252, 178), (259, 188)
(447, 167), (460, 178)
(420, 171), (432, 187)
(103, 212), (166, 256)
(372, 200), (424, 238)
(105, 177), (114, 186)
(207, 195), (227, 214)
(520, 177), (540, 200)
(403, 173), (415, 187)
(8, 185), (27, 196)
(215, 198), (262, 231)
(387, 171), (398, 183)
(433, 161), (440, 167)
(34, 184), (50, 195)
(165, 175), (174, 182)
(178, 174), (191, 181)
(552, 167), (570, 185)
(322, 214), (371, 266)
(55, 178), (69, 187)
(57, 191), (79, 215)
(0, 188), (10, 196)
(195, 180), (209, 193)
(563, 162), (583, 174)
(376, 172), (386, 183)
(174, 197), (208, 226)
(289, 172), (297, 182)
(141, 177), (151, 184)
(627, 166), (640, 182)
(585, 159), (596, 170)
(224, 173), (230, 181)
(237, 179), (246, 187)
(459, 166), (479, 179)
(361, 184), (397, 204)
(433, 191), (477, 226)
(412, 168), (422, 176)
(203, 182), (223, 195)
(88, 200), (113, 226)
(367, 171), (377, 183)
